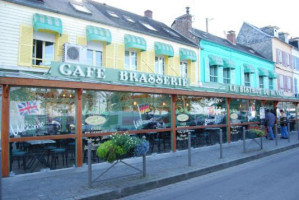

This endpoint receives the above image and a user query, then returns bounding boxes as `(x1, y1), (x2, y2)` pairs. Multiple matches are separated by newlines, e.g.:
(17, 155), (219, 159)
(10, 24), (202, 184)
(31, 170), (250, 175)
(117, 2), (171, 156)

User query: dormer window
(123, 16), (135, 23)
(139, 21), (157, 31)
(107, 10), (119, 18)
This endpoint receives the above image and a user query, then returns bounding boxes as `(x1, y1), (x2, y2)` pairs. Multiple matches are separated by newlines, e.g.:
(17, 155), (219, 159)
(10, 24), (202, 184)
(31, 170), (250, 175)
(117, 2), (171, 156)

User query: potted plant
(96, 132), (149, 163)
(247, 129), (265, 139)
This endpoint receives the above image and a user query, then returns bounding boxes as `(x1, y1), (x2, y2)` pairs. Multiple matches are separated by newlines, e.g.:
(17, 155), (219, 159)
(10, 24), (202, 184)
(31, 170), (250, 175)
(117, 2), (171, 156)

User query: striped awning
(243, 64), (255, 73)
(86, 25), (111, 44)
(258, 68), (269, 77)
(223, 58), (236, 69)
(208, 55), (223, 66)
(124, 34), (147, 51)
(180, 48), (197, 62)
(33, 13), (62, 35)
(268, 71), (277, 79)
(154, 42), (174, 57)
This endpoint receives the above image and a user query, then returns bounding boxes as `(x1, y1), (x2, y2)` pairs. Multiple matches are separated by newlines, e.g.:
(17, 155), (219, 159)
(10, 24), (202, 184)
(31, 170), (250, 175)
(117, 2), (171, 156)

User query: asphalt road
(121, 148), (299, 200)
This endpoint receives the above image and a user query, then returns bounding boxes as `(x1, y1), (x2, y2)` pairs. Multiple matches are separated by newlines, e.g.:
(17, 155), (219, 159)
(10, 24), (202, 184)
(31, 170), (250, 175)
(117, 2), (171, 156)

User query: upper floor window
(32, 32), (56, 66)
(244, 72), (250, 87)
(287, 76), (292, 92)
(87, 41), (103, 67)
(269, 78), (274, 90)
(125, 50), (137, 70)
(259, 76), (264, 89)
(180, 61), (188, 78)
(155, 56), (165, 75)
(223, 68), (230, 84)
(210, 65), (217, 83)
(32, 40), (54, 66)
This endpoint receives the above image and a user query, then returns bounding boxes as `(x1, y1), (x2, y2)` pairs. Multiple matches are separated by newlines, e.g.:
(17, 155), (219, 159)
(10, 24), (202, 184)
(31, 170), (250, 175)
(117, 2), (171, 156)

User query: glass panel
(269, 78), (273, 90)
(131, 51), (137, 70)
(9, 87), (76, 137)
(87, 50), (93, 66)
(210, 65), (217, 82)
(44, 41), (54, 65)
(155, 56), (164, 75)
(230, 99), (262, 123)
(95, 51), (102, 67)
(176, 96), (226, 127)
(223, 68), (230, 84)
(259, 76), (264, 88)
(180, 62), (187, 78)
(82, 91), (171, 133)
(10, 139), (75, 175)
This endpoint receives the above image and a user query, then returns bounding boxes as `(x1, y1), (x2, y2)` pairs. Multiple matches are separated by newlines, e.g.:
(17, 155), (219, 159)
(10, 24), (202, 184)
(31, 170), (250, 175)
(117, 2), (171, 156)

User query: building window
(223, 68), (230, 84)
(32, 40), (54, 66)
(259, 76), (264, 88)
(155, 56), (165, 75)
(180, 61), (188, 78)
(210, 65), (217, 82)
(244, 73), (250, 87)
(279, 75), (284, 90)
(87, 50), (102, 67)
(287, 76), (291, 92)
(125, 50), (137, 70)
(269, 78), (274, 90)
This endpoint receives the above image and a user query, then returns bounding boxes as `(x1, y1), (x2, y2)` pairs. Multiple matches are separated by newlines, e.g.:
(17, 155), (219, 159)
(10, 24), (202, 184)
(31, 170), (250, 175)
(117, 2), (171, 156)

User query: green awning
(180, 48), (197, 62)
(243, 64), (255, 73)
(154, 42), (174, 57)
(223, 58), (236, 69)
(208, 55), (223, 66)
(124, 34), (147, 51)
(258, 68), (269, 77)
(33, 13), (62, 35)
(268, 71), (277, 79)
(86, 25), (111, 44)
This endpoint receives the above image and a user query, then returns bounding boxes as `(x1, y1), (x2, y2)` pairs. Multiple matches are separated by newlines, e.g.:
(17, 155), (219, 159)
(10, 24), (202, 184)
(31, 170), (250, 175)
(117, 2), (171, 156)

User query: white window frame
(259, 76), (264, 89)
(87, 41), (103, 67)
(223, 68), (230, 84)
(210, 65), (218, 83)
(32, 32), (55, 66)
(155, 56), (165, 75)
(180, 61), (188, 78)
(125, 49), (138, 71)
(269, 78), (274, 90)
(280, 75), (284, 89)
(244, 72), (250, 87)
(287, 76), (291, 91)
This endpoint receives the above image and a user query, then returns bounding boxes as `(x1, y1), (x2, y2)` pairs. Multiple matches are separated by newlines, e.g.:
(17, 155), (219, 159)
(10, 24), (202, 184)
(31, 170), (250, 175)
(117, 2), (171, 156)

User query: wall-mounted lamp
(133, 101), (137, 106)
(162, 102), (166, 106)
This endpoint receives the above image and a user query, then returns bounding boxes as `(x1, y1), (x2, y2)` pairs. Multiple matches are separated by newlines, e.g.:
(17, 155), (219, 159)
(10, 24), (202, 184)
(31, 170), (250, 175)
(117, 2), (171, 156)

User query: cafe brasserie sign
(50, 62), (189, 88)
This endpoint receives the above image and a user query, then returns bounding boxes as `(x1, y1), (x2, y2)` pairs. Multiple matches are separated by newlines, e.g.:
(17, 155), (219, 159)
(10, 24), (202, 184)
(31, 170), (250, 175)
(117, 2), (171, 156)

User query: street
(121, 148), (299, 200)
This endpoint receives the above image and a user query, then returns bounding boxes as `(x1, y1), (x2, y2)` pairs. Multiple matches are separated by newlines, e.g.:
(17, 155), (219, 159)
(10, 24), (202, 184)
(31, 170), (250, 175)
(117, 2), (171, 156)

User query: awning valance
(208, 55), (223, 66)
(180, 48), (197, 62)
(243, 64), (255, 73)
(223, 58), (236, 69)
(124, 34), (147, 51)
(86, 25), (111, 44)
(154, 42), (174, 57)
(258, 68), (269, 77)
(268, 71), (277, 79)
(33, 13), (62, 35)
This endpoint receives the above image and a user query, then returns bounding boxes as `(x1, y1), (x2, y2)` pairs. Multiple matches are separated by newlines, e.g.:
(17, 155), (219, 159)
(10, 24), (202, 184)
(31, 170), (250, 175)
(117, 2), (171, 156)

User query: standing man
(265, 109), (275, 140)
(280, 109), (289, 139)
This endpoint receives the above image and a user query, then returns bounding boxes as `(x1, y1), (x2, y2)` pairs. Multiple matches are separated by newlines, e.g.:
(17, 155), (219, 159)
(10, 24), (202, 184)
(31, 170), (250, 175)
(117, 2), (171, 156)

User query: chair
(149, 132), (165, 153)
(10, 150), (27, 171)
(50, 148), (68, 169)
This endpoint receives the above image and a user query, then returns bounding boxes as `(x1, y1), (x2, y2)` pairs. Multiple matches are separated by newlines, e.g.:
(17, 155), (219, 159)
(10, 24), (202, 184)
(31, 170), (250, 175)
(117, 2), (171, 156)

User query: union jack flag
(17, 101), (38, 116)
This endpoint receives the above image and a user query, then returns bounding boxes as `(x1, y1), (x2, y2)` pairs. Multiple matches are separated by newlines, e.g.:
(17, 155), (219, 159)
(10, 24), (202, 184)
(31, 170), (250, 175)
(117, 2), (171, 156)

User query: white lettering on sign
(229, 85), (283, 97)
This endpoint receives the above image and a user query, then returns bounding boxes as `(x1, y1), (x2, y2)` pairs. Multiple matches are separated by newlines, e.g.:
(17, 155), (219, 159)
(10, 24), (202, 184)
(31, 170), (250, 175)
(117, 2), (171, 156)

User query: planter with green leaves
(96, 132), (149, 163)
(247, 129), (265, 139)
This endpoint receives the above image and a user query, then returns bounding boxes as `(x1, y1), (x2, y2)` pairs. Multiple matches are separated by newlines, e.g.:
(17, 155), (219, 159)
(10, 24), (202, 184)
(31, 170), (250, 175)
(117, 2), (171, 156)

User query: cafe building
(0, 0), (298, 177)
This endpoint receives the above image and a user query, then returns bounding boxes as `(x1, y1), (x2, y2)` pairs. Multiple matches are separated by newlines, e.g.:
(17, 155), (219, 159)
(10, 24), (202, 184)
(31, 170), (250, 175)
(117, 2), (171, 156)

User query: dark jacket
(280, 113), (288, 126)
(265, 112), (275, 127)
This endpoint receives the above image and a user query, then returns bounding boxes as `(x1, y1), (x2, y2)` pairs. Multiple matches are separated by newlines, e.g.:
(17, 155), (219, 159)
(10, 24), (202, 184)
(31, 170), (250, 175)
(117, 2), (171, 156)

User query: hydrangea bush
(96, 132), (149, 163)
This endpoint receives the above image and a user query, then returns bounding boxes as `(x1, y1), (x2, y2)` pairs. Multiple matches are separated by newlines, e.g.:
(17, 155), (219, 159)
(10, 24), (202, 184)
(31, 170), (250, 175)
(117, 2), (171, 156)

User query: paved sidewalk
(3, 132), (299, 200)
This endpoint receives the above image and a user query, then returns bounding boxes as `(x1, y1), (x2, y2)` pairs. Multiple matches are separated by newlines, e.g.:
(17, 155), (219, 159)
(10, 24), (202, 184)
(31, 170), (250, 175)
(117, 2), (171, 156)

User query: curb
(76, 143), (299, 200)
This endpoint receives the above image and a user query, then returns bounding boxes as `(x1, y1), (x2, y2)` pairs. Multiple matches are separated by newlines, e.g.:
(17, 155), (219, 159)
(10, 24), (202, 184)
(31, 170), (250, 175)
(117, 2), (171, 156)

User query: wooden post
(76, 89), (83, 167)
(1, 85), (9, 177)
(226, 98), (231, 143)
(171, 94), (177, 152)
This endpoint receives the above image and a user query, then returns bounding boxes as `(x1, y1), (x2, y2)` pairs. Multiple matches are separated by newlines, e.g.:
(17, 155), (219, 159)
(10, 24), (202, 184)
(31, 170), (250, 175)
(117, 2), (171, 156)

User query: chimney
(186, 7), (190, 14)
(227, 30), (236, 45)
(144, 10), (153, 19)
(279, 32), (289, 43)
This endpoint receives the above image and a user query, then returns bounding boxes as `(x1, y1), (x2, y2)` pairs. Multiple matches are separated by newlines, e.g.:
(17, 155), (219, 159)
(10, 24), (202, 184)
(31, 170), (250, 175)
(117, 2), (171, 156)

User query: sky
(97, 0), (299, 39)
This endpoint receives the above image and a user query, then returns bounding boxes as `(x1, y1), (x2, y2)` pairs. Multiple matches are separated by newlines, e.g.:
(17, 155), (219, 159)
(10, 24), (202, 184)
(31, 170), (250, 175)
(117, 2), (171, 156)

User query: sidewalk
(3, 132), (299, 200)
